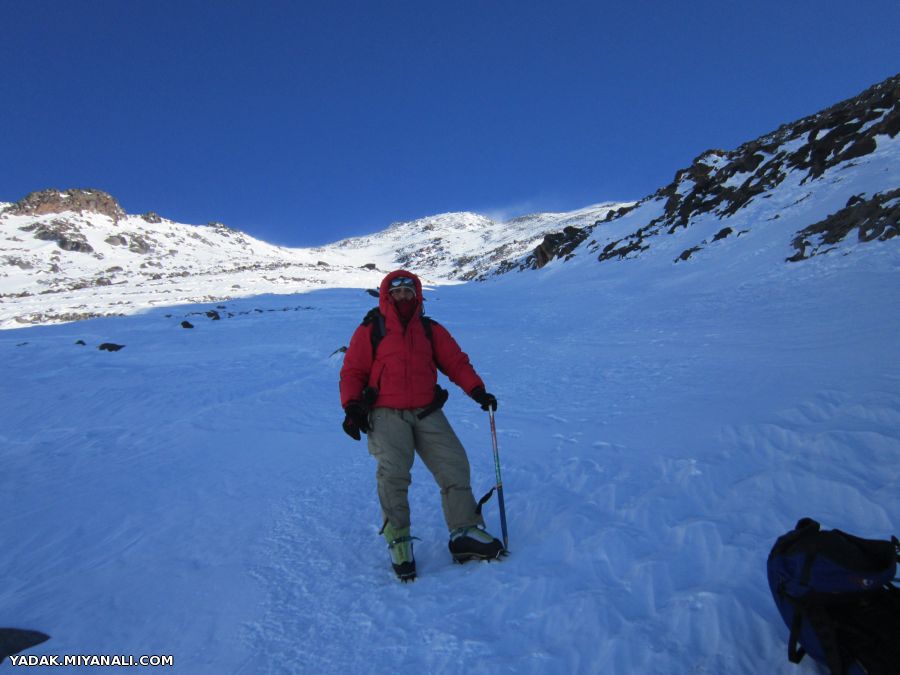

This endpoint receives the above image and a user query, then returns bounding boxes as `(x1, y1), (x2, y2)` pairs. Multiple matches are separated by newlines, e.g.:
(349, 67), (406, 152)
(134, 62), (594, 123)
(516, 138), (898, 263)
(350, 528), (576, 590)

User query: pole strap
(475, 487), (496, 515)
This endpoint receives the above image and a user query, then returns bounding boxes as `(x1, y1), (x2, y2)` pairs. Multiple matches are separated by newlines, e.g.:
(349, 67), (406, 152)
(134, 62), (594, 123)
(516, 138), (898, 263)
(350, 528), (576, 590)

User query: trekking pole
(488, 408), (509, 551)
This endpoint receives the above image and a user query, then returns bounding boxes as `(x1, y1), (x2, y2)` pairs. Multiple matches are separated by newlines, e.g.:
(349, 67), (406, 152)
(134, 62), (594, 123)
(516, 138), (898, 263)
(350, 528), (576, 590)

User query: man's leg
(367, 408), (416, 529)
(413, 410), (485, 531)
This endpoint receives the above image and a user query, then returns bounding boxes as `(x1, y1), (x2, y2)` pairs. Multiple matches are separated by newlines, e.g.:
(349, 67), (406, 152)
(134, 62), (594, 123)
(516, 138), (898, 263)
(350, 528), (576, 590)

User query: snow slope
(2, 208), (898, 672)
(329, 202), (626, 279)
(0, 198), (628, 329)
(2, 74), (898, 674)
(0, 206), (390, 327)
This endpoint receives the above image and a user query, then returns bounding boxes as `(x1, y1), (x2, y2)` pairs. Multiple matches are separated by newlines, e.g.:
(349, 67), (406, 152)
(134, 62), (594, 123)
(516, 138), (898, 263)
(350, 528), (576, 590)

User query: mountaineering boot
(383, 523), (417, 582)
(448, 526), (506, 563)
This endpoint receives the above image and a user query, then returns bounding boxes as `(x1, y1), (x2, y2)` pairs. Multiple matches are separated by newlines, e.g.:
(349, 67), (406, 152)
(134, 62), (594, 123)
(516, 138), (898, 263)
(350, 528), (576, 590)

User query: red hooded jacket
(339, 270), (484, 410)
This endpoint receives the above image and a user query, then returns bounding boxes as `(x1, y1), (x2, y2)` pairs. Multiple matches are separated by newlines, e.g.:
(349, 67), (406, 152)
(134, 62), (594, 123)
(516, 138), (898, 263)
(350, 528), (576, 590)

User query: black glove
(470, 386), (498, 412)
(342, 401), (370, 441)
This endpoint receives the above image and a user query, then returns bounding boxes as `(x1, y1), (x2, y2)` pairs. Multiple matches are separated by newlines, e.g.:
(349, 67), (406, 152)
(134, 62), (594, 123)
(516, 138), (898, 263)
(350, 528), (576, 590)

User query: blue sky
(2, 1), (898, 247)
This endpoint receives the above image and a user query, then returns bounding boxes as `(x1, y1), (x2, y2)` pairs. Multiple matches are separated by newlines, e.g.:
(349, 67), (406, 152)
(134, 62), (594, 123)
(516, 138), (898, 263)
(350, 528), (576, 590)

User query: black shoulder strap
(362, 306), (381, 326)
(364, 308), (437, 360)
(362, 307), (386, 357)
(420, 315), (434, 341)
(420, 316), (448, 375)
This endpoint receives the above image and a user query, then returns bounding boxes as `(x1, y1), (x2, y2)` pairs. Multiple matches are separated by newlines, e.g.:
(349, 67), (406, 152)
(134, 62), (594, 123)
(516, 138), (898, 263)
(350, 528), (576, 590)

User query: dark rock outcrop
(787, 188), (900, 261)
(598, 230), (650, 262)
(582, 72), (900, 267)
(127, 235), (152, 254)
(2, 256), (34, 270)
(526, 226), (590, 269)
(11, 189), (125, 221)
(20, 220), (94, 253)
(675, 246), (702, 263)
(712, 227), (733, 242)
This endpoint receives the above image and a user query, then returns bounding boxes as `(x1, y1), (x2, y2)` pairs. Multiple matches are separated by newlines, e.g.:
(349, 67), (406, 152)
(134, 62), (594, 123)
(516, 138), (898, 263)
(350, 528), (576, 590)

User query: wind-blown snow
(2, 207), (898, 672)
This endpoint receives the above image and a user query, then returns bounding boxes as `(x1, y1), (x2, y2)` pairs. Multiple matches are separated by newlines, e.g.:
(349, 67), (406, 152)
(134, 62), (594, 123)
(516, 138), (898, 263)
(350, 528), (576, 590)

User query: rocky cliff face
(526, 73), (900, 269)
(788, 188), (900, 261)
(652, 73), (898, 241)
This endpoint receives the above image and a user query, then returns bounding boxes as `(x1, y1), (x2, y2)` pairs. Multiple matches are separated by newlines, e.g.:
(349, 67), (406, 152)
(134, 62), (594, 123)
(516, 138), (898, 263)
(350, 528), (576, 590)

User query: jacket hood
(379, 269), (423, 321)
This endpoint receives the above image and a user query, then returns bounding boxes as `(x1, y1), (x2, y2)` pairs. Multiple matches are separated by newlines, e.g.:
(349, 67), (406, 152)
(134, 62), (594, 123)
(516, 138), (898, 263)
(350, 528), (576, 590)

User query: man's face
(389, 287), (416, 302)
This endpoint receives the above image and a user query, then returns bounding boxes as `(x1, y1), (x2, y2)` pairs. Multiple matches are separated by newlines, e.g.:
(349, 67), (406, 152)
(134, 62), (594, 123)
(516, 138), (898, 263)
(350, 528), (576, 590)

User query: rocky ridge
(528, 73), (900, 269)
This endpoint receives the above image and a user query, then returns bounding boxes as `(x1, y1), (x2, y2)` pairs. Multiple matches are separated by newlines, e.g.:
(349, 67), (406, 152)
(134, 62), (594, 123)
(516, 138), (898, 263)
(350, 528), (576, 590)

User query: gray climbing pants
(367, 407), (484, 532)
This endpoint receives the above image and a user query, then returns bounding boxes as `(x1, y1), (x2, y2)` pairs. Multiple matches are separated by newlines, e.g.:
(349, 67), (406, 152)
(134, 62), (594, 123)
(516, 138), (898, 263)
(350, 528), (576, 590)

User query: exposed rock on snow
(10, 188), (126, 221)
(788, 188), (900, 261)
(527, 73), (900, 270)
(526, 226), (591, 269)
(20, 220), (95, 253)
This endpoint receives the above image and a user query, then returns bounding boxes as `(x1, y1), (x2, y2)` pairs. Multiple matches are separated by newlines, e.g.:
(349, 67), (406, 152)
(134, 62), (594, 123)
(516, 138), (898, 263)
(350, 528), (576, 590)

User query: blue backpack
(767, 518), (899, 674)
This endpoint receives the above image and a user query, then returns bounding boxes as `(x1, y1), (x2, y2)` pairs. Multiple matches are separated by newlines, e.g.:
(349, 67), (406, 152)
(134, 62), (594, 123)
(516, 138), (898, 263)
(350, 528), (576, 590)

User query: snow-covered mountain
(2, 74), (899, 673)
(1, 73), (897, 330)
(329, 202), (625, 280)
(0, 189), (626, 328)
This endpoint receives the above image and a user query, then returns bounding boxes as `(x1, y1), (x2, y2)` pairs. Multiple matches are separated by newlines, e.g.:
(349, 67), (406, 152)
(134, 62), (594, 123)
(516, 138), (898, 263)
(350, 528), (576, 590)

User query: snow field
(2, 234), (899, 673)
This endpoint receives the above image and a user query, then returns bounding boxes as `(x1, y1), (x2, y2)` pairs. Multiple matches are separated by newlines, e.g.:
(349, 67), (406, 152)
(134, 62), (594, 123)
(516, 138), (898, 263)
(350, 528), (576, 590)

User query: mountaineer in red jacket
(340, 269), (505, 581)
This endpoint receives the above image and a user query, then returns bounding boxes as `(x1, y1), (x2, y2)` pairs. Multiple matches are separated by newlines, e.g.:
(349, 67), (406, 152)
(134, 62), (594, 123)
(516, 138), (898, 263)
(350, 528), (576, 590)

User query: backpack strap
(787, 611), (806, 664)
(787, 546), (820, 665)
(362, 307), (437, 361)
(421, 315), (434, 341)
(362, 307), (386, 357)
(416, 385), (448, 420)
(420, 315), (449, 375)
(806, 605), (844, 674)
